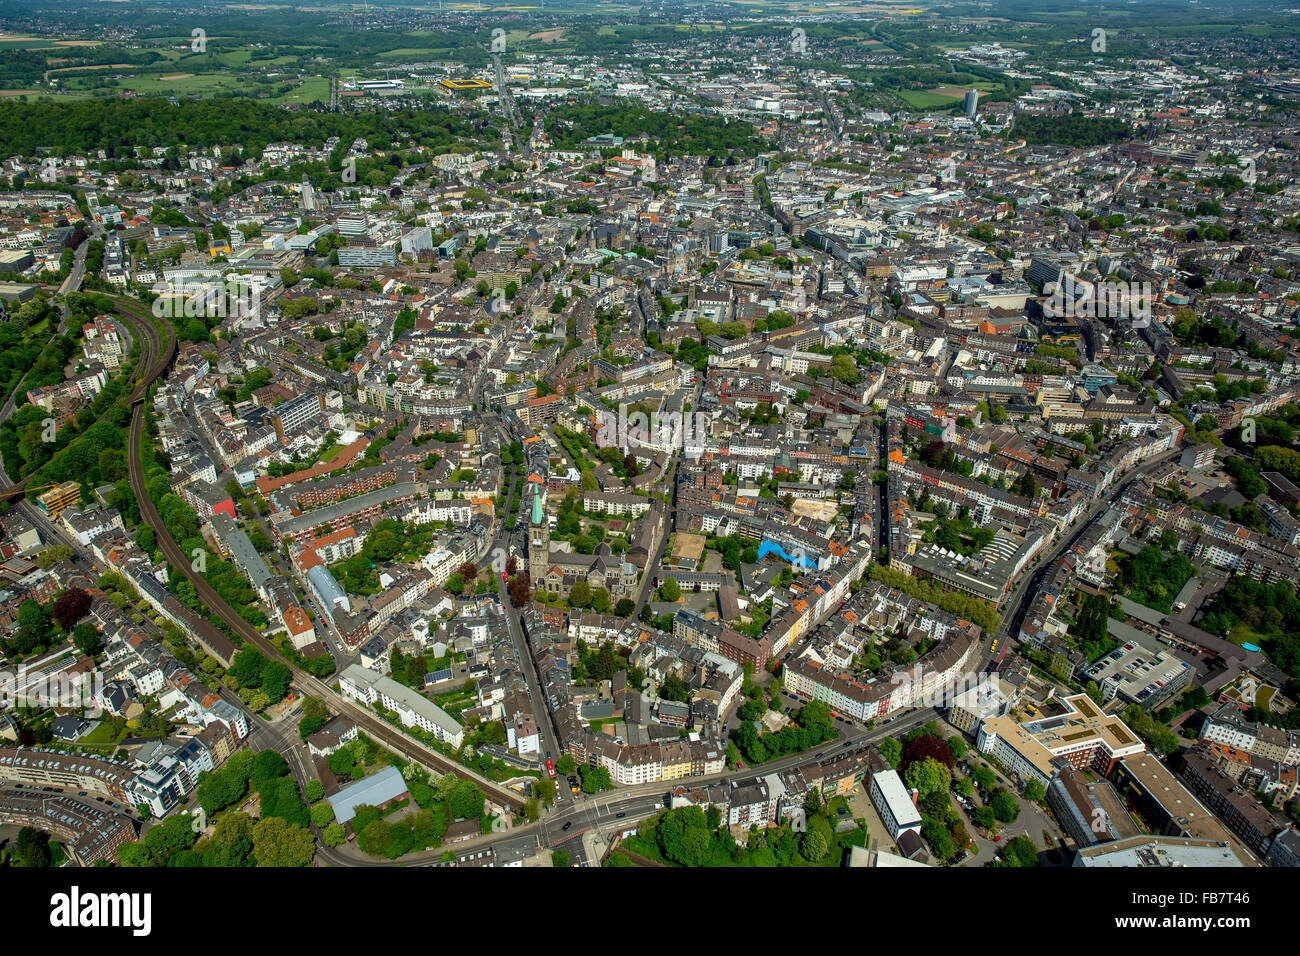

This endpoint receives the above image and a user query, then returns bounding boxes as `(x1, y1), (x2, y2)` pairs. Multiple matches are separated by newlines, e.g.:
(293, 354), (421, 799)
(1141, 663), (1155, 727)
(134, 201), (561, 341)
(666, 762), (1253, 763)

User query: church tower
(528, 489), (549, 581)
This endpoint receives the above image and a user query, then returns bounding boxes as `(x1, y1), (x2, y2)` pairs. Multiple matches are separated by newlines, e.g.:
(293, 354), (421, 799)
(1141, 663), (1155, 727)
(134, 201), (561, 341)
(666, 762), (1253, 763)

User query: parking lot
(954, 760), (1070, 867)
(845, 787), (897, 854)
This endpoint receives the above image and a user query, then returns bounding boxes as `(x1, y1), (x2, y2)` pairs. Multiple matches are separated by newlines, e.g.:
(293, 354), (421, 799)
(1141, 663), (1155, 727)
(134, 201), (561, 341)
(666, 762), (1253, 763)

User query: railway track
(116, 298), (524, 809)
(0, 296), (166, 503)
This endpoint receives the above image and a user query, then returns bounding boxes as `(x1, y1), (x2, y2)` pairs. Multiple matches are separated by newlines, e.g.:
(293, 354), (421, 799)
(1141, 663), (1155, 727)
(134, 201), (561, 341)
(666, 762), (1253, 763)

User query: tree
(921, 817), (957, 861)
(323, 823), (346, 848)
(970, 805), (997, 831)
(553, 849), (571, 867)
(71, 621), (101, 656)
(310, 802), (336, 827)
(800, 829), (828, 861)
(1024, 780), (1046, 804)
(901, 734), (955, 773)
(15, 827), (51, 867)
(829, 353), (860, 385)
(447, 779), (485, 819)
(797, 699), (835, 742)
(569, 580), (592, 609)
(51, 587), (92, 630)
(614, 598), (636, 617)
(1000, 834), (1040, 867)
(252, 816), (316, 867)
(260, 660), (292, 702)
(16, 599), (48, 635)
(904, 756), (951, 799)
(878, 737), (902, 769)
(557, 754), (576, 776)
(658, 577), (681, 602)
(304, 780), (325, 802)
(660, 673), (690, 703)
(970, 765), (996, 791)
(116, 842), (154, 867)
(989, 789), (1020, 824)
(251, 748), (290, 784)
(143, 814), (198, 863)
(508, 572), (531, 607)
(580, 764), (612, 793)
(228, 648), (267, 688)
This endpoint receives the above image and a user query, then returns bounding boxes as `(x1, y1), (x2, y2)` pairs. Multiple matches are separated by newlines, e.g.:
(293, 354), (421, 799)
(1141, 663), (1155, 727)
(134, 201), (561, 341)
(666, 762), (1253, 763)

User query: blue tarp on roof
(757, 539), (817, 569)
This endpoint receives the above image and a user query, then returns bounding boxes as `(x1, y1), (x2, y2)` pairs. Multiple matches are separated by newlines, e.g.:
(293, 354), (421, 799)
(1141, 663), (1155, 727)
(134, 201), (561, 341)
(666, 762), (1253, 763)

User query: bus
(546, 758), (556, 778)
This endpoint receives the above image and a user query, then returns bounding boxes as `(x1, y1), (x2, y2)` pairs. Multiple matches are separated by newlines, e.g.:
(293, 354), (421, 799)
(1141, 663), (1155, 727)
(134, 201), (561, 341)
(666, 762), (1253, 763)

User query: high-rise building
(963, 89), (979, 117)
(301, 175), (318, 213)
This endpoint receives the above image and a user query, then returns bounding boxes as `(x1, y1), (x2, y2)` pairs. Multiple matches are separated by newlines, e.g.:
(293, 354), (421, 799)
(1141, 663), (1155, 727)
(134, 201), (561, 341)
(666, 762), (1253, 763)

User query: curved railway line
(0, 295), (174, 504)
(110, 296), (524, 810)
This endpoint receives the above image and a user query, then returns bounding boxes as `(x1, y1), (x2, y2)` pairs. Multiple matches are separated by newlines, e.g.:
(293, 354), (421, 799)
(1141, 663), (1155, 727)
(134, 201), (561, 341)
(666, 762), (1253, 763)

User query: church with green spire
(528, 487), (549, 580)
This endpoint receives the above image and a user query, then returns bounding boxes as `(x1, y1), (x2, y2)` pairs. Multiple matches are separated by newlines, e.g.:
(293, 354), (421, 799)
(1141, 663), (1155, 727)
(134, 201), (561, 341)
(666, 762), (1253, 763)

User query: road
(0, 284), (157, 502)
(317, 703), (940, 866)
(491, 51), (530, 161)
(116, 295), (526, 811)
(486, 415), (562, 764)
(494, 561), (562, 765)
(0, 231), (94, 476)
(991, 446), (1182, 649)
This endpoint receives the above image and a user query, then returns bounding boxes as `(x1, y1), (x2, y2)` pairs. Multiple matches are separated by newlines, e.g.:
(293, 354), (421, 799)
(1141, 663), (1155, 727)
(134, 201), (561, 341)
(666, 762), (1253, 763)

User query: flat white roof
(872, 769), (922, 829)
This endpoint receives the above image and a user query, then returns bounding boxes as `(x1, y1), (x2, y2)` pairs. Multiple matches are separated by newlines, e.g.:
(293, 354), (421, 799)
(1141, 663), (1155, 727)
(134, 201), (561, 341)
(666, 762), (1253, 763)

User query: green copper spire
(531, 491), (544, 525)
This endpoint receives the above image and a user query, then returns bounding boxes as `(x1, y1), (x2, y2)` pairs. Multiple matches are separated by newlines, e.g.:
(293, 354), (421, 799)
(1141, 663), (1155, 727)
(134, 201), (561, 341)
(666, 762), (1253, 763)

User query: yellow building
(37, 480), (81, 519)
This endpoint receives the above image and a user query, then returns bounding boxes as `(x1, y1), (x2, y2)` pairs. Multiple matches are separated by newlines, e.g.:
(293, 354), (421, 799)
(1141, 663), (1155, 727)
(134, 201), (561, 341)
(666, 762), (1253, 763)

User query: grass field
(898, 89), (961, 109)
(274, 76), (330, 103)
(49, 69), (330, 102)
(0, 36), (59, 49)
